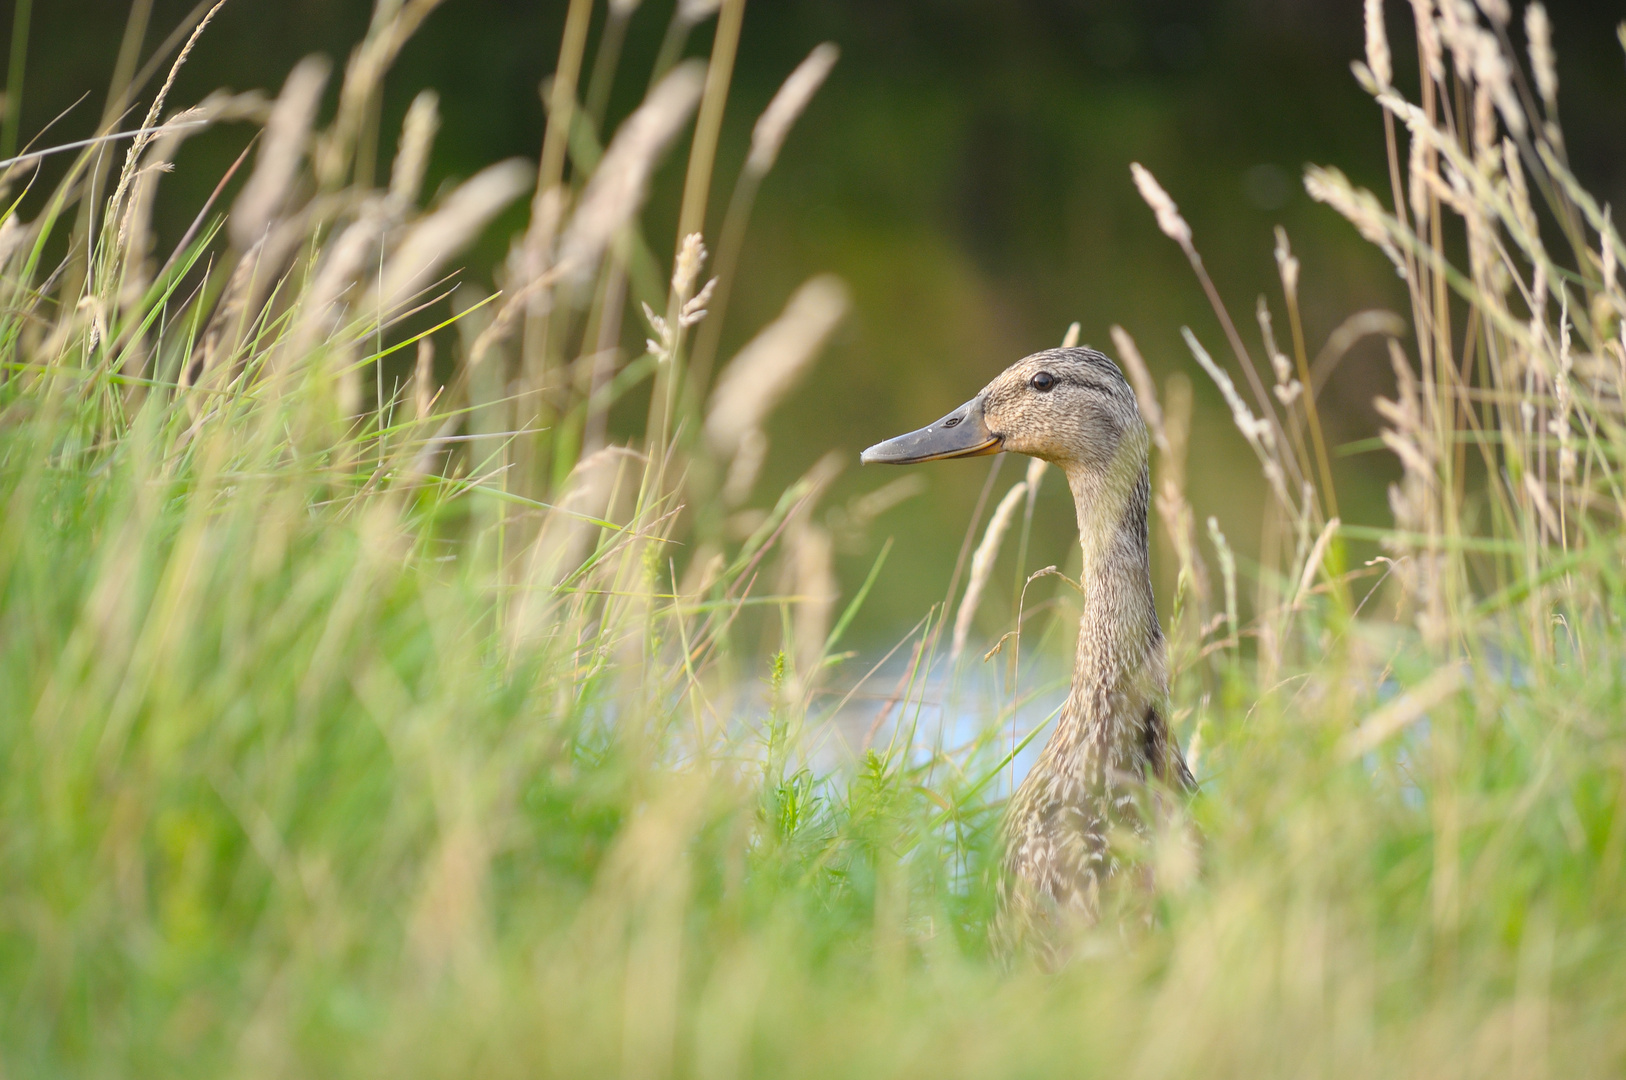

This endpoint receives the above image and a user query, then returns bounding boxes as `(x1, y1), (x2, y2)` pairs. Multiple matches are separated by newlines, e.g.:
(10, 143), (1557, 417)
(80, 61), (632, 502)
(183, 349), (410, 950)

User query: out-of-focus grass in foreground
(3, 1), (1626, 1076)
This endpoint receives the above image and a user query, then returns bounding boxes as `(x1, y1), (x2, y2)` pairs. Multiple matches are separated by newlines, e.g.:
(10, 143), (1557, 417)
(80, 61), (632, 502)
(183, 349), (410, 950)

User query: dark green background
(10, 0), (1626, 643)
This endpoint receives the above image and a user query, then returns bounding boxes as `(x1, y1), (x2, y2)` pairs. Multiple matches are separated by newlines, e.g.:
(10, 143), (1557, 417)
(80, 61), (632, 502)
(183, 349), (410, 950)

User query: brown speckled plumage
(982, 348), (1195, 954)
(862, 346), (1195, 958)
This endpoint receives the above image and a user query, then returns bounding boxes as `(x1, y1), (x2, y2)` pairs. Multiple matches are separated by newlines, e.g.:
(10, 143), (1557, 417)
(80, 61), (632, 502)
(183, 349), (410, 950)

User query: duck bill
(860, 396), (1001, 464)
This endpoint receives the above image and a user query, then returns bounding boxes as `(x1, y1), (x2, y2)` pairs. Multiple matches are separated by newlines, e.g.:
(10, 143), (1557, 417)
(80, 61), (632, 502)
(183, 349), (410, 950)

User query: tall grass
(3, 1), (1626, 1076)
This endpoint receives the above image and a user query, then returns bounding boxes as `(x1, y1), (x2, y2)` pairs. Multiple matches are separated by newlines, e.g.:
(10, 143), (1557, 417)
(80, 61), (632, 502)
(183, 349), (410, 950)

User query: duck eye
(1030, 371), (1056, 393)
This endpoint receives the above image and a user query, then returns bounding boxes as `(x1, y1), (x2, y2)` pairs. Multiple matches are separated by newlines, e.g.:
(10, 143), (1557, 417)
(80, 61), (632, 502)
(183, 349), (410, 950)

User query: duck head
(860, 346), (1147, 476)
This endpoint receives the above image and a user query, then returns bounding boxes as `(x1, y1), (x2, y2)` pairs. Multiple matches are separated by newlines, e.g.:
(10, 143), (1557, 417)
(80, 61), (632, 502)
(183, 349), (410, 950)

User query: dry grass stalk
(1158, 373), (1208, 605)
(1206, 516), (1239, 651)
(791, 521), (837, 695)
(674, 0), (746, 247)
(704, 275), (848, 456)
(510, 445), (639, 649)
(406, 814), (491, 977)
(953, 480), (1028, 661)
(685, 42), (841, 400)
(230, 56), (329, 250)
(1271, 227), (1336, 514)
(846, 476), (926, 528)
(747, 43), (839, 175)
(284, 201), (387, 364)
(1133, 160), (1294, 481)
(1292, 516), (1340, 610)
(521, 0), (593, 336)
(388, 90), (439, 215)
(107, 0), (231, 230)
(1375, 340), (1447, 640)
(1365, 0), (1393, 87)
(1305, 166), (1404, 269)
(1129, 162), (1192, 249)
(1524, 5), (1557, 110)
(314, 0), (448, 188)
(1375, 344), (1435, 511)
(1304, 0), (1626, 645)
(0, 215), (24, 271)
(114, 92), (271, 313)
(481, 187), (569, 363)
(1410, 0), (1445, 81)
(414, 338), (435, 421)
(722, 427), (767, 506)
(1434, 0), (1473, 76)
(555, 62), (706, 284)
(1340, 663), (1467, 759)
(1182, 327), (1292, 510)
(1022, 454), (1047, 504)
(1475, 26), (1524, 137)
(189, 236), (269, 390)
(1110, 324), (1166, 450)
(114, 123), (191, 313)
(1256, 298), (1303, 406)
(1306, 310), (1407, 397)
(372, 159), (531, 318)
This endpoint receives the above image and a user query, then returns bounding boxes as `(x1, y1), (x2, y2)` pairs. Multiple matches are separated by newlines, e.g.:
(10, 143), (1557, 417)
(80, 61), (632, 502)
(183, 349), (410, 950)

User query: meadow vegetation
(3, 0), (1626, 1075)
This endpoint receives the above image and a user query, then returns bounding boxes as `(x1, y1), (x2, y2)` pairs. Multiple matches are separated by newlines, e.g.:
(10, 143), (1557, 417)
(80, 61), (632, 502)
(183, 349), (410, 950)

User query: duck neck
(1056, 461), (1164, 765)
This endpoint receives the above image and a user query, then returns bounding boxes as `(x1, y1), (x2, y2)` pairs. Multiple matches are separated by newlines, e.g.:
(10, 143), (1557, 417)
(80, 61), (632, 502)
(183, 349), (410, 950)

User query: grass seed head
(1273, 226), (1300, 296)
(1526, 4), (1558, 108)
(791, 522), (837, 693)
(1407, 128), (1432, 224)
(111, 0), (231, 220)
(704, 274), (848, 456)
(388, 90), (440, 214)
(1305, 166), (1403, 268)
(230, 55), (330, 250)
(1471, 28), (1526, 136)
(289, 201), (387, 360)
(1130, 162), (1192, 249)
(1365, 0), (1393, 87)
(1110, 324), (1167, 450)
(374, 159), (530, 317)
(748, 43), (840, 175)
(673, 232), (708, 299)
(1435, 0), (1478, 79)
(555, 62), (706, 284)
(953, 480), (1028, 661)
(1025, 454), (1048, 492)
(722, 427), (768, 505)
(1410, 0), (1446, 82)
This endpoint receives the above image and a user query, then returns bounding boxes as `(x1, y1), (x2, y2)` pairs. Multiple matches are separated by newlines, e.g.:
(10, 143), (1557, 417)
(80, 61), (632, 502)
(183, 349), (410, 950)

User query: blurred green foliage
(8, 0), (1625, 642)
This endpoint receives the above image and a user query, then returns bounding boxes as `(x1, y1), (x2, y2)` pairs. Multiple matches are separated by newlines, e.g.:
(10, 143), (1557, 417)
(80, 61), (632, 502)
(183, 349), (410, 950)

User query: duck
(861, 346), (1195, 954)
